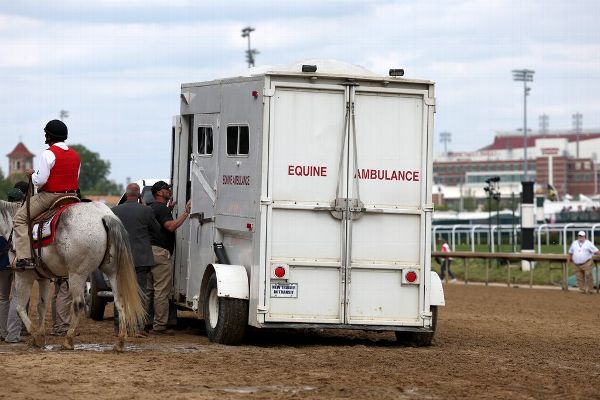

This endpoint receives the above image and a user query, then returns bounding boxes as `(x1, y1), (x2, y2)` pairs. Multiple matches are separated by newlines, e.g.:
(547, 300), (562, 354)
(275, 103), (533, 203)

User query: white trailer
(170, 60), (444, 345)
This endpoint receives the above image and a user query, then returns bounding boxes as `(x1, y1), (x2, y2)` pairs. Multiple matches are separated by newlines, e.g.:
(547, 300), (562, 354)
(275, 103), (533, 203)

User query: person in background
(146, 181), (190, 334)
(567, 231), (599, 294)
(0, 187), (23, 340)
(50, 279), (71, 336)
(438, 238), (456, 283)
(111, 183), (161, 337)
(2, 183), (34, 343)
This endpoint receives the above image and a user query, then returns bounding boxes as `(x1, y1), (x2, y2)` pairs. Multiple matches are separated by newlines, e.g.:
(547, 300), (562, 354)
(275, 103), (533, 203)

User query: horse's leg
(35, 278), (51, 341)
(14, 271), (42, 346)
(62, 274), (85, 350)
(101, 262), (125, 352)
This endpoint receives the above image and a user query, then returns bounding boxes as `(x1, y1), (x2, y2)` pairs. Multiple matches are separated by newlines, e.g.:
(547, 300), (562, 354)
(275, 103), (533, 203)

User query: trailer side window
(198, 126), (213, 155)
(226, 125), (249, 156)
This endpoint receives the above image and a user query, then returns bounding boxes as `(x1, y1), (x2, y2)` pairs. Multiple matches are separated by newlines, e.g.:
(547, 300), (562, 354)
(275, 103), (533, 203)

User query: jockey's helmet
(44, 119), (68, 141)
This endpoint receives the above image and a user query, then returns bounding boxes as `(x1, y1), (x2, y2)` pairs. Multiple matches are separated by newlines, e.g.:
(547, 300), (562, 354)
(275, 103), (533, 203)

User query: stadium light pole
(241, 26), (259, 68)
(440, 131), (451, 155)
(512, 69), (535, 181)
(573, 112), (583, 158)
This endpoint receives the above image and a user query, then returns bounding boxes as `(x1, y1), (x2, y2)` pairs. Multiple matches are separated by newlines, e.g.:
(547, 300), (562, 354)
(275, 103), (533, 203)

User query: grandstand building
(434, 129), (600, 203)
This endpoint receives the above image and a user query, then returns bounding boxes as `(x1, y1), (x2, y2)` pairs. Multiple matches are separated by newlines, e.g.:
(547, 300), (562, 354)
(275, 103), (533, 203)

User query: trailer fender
(429, 271), (445, 306)
(202, 264), (249, 300)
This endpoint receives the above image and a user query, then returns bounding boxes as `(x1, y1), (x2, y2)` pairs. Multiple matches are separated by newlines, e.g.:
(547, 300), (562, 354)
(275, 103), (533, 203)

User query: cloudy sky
(1, 0), (599, 184)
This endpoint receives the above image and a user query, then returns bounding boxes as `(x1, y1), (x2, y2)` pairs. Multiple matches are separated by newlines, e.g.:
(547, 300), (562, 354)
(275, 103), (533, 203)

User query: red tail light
(405, 271), (417, 283)
(274, 266), (286, 278)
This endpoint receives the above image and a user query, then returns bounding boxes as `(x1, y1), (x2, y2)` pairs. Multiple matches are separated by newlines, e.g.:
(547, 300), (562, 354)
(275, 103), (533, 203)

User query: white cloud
(1, 0), (600, 183)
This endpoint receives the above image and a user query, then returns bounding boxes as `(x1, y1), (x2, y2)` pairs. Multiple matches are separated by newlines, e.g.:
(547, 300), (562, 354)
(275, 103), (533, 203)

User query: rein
(26, 176), (35, 262)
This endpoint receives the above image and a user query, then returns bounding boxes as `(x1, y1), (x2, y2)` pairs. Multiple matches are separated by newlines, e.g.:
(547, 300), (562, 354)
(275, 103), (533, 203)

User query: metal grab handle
(334, 99), (351, 202)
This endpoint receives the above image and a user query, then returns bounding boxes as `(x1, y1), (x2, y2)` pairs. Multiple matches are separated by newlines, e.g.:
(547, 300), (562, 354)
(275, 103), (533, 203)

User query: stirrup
(15, 258), (36, 270)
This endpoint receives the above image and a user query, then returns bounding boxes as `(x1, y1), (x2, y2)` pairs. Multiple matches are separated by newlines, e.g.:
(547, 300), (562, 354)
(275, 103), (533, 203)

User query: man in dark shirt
(112, 183), (161, 336)
(147, 181), (190, 334)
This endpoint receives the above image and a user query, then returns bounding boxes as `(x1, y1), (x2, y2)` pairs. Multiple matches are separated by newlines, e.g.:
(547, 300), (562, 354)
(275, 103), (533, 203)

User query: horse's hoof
(62, 337), (74, 350)
(113, 337), (125, 352)
(31, 334), (46, 348)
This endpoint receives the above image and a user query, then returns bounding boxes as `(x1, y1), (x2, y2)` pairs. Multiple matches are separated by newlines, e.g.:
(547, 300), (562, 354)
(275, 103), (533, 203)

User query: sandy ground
(1, 284), (599, 400)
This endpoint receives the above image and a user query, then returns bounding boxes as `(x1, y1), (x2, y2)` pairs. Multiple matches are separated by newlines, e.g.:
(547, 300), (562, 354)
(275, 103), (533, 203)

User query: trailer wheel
(88, 274), (107, 321)
(203, 272), (248, 345)
(395, 306), (438, 346)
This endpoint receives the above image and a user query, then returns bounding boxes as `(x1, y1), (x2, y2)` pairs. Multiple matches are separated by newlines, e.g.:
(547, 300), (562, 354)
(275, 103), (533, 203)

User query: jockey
(13, 120), (81, 268)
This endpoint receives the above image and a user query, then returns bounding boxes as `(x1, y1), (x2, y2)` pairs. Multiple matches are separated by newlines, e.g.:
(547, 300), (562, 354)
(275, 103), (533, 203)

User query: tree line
(0, 144), (123, 200)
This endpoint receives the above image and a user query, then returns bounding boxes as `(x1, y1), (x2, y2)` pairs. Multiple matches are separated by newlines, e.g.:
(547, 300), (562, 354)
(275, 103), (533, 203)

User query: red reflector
(246, 223), (253, 231)
(251, 90), (258, 98)
(274, 266), (286, 278)
(406, 271), (417, 283)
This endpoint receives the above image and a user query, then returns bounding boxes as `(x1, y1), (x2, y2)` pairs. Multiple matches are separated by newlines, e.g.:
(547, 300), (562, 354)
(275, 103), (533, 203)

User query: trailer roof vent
(389, 69), (404, 77)
(302, 64), (317, 73)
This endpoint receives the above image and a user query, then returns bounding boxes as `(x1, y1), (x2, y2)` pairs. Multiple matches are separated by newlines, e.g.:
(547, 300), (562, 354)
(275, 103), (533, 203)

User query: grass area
(431, 244), (592, 286)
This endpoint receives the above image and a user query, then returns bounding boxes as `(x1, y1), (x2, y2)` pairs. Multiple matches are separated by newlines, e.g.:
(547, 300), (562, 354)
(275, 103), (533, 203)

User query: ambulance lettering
(288, 165), (327, 177)
(355, 169), (420, 182)
(222, 175), (251, 186)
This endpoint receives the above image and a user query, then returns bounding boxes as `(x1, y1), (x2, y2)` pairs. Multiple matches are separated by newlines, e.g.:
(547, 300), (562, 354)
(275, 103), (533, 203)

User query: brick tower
(6, 142), (35, 182)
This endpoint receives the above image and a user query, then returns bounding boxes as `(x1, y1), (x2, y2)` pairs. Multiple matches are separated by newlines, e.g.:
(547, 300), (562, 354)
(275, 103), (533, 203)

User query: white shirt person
(567, 231), (599, 294)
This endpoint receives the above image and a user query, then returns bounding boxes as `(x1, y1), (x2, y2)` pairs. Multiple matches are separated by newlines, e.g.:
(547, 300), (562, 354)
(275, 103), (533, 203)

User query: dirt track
(1, 284), (599, 399)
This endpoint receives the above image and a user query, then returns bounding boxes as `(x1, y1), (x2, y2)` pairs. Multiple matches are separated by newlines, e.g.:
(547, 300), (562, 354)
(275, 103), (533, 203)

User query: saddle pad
(32, 203), (78, 249)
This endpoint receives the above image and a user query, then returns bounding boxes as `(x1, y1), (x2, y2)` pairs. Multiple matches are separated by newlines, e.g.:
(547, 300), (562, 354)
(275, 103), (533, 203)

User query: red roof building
(6, 142), (35, 179)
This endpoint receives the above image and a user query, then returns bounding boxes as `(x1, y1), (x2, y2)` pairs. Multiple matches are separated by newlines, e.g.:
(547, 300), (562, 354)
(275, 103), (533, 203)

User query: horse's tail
(101, 214), (146, 334)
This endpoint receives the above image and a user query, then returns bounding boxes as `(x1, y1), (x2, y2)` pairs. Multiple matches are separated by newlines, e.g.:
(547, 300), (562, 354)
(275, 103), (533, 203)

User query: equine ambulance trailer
(170, 61), (445, 345)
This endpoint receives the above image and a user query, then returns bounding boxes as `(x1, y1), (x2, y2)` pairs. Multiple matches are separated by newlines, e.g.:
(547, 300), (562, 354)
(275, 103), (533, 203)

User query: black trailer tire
(203, 272), (248, 345)
(88, 274), (107, 321)
(395, 306), (438, 346)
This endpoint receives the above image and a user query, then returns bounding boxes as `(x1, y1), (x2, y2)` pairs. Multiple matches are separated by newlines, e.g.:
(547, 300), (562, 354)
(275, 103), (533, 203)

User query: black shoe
(15, 258), (35, 269)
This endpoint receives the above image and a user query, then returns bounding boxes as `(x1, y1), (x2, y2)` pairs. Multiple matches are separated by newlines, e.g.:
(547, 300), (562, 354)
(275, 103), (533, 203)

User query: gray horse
(0, 200), (145, 351)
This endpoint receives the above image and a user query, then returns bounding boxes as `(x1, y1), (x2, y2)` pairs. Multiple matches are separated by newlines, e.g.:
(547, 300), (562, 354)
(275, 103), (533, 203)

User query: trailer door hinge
(257, 306), (268, 314)
(424, 97), (435, 106)
(263, 88), (275, 97)
(260, 197), (272, 205)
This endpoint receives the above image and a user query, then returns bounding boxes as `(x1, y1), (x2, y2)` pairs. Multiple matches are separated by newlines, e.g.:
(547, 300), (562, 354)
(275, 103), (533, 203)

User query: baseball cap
(151, 180), (172, 195)
(578, 231), (586, 237)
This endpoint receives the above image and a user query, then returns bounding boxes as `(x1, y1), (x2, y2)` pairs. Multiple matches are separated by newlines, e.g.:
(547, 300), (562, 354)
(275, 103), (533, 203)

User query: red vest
(40, 146), (80, 192)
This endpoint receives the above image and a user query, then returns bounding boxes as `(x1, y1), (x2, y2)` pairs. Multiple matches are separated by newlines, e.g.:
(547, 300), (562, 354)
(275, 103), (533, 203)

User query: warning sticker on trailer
(270, 283), (298, 298)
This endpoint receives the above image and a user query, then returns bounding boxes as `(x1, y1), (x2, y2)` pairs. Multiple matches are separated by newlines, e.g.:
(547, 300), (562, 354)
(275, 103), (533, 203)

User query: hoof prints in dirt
(216, 385), (316, 395)
(0, 343), (209, 354)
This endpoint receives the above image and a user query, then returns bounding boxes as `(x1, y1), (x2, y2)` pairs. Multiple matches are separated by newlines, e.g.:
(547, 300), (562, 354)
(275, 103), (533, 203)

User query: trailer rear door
(265, 81), (433, 326)
(265, 84), (348, 323)
(345, 87), (431, 325)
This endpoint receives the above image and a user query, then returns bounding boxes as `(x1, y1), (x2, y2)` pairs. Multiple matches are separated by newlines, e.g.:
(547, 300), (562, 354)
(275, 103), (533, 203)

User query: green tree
(70, 144), (123, 195)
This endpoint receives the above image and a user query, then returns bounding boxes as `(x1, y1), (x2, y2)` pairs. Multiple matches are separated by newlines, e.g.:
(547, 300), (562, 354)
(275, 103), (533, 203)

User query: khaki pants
(573, 259), (594, 293)
(51, 279), (72, 333)
(147, 246), (172, 331)
(13, 192), (65, 260)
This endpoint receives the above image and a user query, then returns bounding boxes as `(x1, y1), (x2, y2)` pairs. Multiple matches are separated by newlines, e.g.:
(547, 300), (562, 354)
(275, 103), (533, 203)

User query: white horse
(0, 199), (145, 351)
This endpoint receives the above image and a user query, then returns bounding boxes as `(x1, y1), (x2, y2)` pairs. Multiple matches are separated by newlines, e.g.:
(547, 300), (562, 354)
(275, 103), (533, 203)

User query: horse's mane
(0, 200), (20, 222)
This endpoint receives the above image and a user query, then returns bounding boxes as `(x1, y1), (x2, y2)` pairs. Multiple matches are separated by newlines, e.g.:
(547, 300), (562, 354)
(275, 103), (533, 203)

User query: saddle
(28, 195), (80, 279)
(31, 196), (80, 248)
